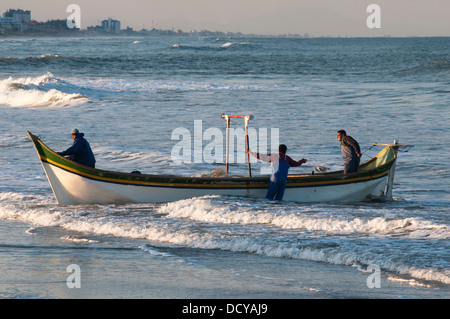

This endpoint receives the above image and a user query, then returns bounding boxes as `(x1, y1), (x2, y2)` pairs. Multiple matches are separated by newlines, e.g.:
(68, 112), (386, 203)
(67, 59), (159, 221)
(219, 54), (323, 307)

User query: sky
(1, 0), (449, 37)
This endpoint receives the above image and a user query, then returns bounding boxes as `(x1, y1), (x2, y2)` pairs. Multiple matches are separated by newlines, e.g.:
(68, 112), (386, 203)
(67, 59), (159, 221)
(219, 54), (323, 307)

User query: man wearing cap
(248, 144), (307, 201)
(58, 129), (96, 168)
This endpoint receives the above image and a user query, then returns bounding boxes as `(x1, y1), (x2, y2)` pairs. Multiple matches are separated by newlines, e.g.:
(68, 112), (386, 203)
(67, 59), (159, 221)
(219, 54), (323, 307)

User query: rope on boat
(361, 143), (414, 158)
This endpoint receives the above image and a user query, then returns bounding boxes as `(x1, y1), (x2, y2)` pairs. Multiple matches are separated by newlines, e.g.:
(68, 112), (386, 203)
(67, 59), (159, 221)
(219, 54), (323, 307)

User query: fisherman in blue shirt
(249, 144), (307, 201)
(58, 129), (96, 168)
(337, 130), (361, 174)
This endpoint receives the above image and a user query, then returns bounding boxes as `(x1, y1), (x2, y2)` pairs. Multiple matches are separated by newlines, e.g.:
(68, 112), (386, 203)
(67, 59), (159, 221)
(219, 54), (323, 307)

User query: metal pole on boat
(224, 115), (230, 175)
(221, 114), (254, 177)
(245, 115), (252, 178)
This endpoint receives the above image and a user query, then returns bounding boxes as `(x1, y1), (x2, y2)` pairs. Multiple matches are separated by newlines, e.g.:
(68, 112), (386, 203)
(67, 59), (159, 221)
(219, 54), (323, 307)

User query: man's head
(71, 128), (79, 140)
(337, 130), (346, 142)
(279, 144), (287, 153)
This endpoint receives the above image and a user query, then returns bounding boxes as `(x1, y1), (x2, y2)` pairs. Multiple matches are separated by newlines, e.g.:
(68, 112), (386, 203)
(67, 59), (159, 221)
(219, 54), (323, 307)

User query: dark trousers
(344, 157), (360, 174)
(266, 180), (287, 201)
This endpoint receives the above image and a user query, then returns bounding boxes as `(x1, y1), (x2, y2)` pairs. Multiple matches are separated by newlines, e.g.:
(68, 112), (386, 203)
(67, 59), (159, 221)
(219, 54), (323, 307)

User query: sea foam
(1, 192), (448, 285)
(0, 72), (87, 108)
(157, 196), (449, 239)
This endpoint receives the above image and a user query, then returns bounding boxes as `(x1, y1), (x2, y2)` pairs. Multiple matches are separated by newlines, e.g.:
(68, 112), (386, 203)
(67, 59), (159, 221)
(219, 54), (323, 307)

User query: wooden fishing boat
(27, 130), (410, 205)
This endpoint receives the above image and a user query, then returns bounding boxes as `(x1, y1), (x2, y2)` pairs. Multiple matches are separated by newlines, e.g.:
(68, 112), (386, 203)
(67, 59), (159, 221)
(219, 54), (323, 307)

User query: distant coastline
(0, 8), (447, 39)
(0, 8), (309, 38)
(2, 32), (449, 39)
(0, 31), (309, 38)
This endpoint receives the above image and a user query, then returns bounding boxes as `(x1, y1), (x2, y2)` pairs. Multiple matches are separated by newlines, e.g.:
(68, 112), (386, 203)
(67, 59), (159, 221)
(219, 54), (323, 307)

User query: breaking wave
(0, 72), (88, 108)
(0, 192), (448, 286)
(0, 54), (63, 64)
(158, 196), (449, 239)
(171, 41), (250, 50)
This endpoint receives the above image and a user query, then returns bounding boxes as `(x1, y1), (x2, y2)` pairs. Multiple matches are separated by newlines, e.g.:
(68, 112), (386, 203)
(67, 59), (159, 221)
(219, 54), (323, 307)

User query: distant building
(4, 9), (31, 24)
(101, 18), (121, 34)
(0, 16), (21, 33)
(1, 9), (31, 32)
(36, 19), (79, 34)
(86, 25), (103, 33)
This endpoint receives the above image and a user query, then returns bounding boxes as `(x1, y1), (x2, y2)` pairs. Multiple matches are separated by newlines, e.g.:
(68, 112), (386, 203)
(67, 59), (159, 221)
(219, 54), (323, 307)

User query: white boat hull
(41, 161), (390, 205)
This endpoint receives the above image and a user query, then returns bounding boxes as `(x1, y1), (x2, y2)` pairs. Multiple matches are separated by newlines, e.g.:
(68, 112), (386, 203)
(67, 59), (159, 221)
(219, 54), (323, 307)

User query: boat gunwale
(28, 131), (396, 188)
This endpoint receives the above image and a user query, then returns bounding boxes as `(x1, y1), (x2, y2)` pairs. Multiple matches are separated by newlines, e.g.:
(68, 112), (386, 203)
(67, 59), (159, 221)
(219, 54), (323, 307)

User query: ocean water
(0, 36), (449, 299)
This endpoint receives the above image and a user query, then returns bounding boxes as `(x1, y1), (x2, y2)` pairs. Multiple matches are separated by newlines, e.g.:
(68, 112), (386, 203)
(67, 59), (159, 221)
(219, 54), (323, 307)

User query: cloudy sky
(1, 0), (449, 36)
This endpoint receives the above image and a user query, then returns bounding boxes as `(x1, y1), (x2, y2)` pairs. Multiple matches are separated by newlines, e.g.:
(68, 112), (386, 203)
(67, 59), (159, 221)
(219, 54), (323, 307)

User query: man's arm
(248, 151), (274, 163)
(286, 155), (307, 167)
(60, 139), (84, 156)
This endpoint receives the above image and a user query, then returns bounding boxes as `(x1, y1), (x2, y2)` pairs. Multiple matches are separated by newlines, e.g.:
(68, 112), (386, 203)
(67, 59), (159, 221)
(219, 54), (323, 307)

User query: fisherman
(248, 144), (307, 201)
(337, 130), (361, 174)
(58, 129), (96, 168)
